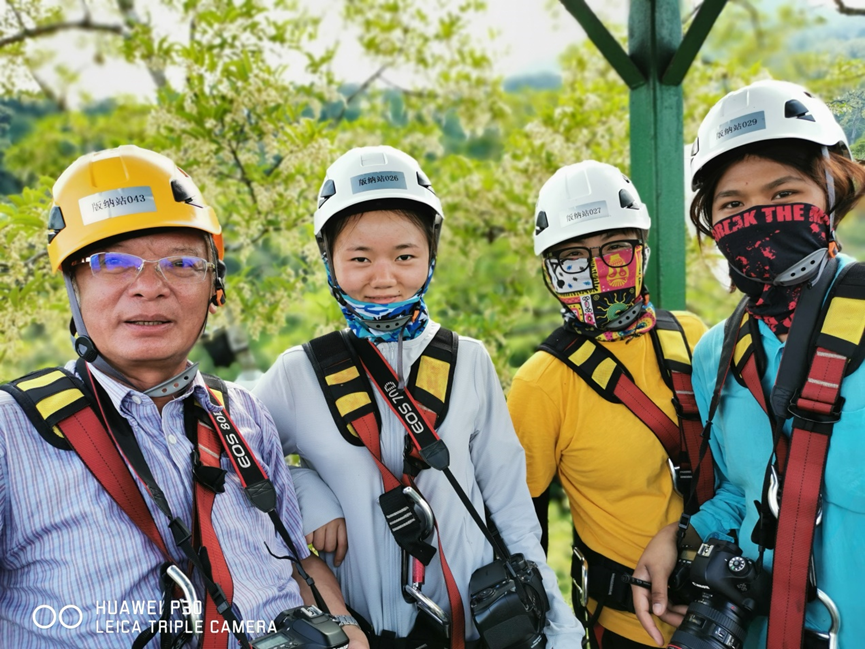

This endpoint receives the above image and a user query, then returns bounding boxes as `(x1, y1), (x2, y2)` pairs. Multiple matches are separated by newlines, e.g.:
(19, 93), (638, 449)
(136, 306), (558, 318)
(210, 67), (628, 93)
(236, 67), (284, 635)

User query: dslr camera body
(469, 554), (549, 649)
(669, 539), (771, 649)
(249, 606), (349, 649)
(667, 544), (700, 606)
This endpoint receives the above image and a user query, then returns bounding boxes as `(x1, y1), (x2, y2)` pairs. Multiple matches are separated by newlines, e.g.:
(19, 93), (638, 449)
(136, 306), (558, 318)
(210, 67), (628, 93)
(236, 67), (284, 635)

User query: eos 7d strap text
(192, 379), (328, 613)
(348, 335), (511, 561)
(348, 335), (451, 472)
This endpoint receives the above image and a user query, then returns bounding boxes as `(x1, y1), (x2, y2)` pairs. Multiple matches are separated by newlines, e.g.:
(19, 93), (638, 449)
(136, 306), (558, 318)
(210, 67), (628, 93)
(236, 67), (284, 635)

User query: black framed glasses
(71, 252), (215, 284)
(547, 239), (641, 275)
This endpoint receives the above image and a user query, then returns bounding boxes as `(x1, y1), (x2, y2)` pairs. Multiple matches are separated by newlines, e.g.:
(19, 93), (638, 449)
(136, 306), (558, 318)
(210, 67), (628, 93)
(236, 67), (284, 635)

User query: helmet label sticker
(561, 200), (608, 227)
(351, 171), (407, 193)
(78, 186), (156, 225)
(712, 110), (766, 148)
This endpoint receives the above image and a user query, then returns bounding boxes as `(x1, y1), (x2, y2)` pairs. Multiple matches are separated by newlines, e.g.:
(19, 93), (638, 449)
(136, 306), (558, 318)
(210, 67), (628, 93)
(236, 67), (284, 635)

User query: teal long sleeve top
(690, 256), (865, 648)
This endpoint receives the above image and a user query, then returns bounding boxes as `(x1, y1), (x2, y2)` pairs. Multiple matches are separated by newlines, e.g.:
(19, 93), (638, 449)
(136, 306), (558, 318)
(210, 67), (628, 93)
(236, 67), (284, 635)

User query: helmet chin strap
(601, 300), (644, 331)
(63, 273), (199, 399)
(727, 247), (830, 289)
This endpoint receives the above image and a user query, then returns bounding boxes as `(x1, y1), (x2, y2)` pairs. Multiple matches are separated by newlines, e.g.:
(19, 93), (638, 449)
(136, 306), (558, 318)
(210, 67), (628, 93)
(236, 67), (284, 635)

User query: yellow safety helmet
(47, 145), (223, 271)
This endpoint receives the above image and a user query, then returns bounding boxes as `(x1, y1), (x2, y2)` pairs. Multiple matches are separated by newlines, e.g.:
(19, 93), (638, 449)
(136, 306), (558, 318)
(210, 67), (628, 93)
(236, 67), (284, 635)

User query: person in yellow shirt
(508, 161), (707, 648)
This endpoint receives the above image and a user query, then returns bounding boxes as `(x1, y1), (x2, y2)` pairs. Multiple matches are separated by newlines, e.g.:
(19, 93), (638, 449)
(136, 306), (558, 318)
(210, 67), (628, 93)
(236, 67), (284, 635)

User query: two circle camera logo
(32, 604), (83, 630)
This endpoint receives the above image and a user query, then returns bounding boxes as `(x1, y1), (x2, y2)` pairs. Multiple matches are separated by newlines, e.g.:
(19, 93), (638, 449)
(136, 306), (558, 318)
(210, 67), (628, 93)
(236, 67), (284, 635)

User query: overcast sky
(25, 0), (605, 105)
(20, 0), (850, 106)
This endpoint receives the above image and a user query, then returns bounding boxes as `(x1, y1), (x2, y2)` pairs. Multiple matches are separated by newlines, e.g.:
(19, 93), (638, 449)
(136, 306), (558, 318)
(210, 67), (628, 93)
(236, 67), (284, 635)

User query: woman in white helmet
(254, 146), (583, 648)
(507, 161), (707, 648)
(632, 80), (865, 649)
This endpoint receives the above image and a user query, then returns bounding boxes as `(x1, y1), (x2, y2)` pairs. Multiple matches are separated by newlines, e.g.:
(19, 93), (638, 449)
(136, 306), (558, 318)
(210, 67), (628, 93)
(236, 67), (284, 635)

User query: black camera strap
(350, 334), (536, 649)
(675, 296), (751, 549)
(342, 335), (466, 647)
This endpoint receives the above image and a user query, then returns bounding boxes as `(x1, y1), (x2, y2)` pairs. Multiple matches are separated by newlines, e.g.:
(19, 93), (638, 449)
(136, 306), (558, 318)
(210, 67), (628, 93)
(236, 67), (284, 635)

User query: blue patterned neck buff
(324, 256), (434, 343)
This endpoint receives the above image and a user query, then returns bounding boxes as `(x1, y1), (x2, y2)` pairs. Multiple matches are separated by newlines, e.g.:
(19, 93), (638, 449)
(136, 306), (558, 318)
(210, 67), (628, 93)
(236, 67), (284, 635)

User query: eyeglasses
(71, 252), (215, 284)
(547, 239), (641, 275)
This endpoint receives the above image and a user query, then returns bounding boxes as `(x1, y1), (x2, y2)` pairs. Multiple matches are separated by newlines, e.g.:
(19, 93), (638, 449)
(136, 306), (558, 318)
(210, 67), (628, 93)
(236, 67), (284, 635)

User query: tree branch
(833, 0), (865, 16)
(29, 67), (65, 110)
(335, 64), (389, 122)
(227, 141), (261, 216)
(0, 16), (124, 49)
(113, 0), (168, 89)
(731, 0), (764, 47)
(379, 75), (434, 99)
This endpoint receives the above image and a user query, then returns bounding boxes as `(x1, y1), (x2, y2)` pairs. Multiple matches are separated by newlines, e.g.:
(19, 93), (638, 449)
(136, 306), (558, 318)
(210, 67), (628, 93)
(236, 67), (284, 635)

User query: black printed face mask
(712, 203), (831, 335)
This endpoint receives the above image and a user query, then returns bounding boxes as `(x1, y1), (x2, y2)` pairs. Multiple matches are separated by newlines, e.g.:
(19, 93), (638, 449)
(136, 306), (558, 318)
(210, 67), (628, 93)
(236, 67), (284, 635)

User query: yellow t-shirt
(507, 311), (707, 646)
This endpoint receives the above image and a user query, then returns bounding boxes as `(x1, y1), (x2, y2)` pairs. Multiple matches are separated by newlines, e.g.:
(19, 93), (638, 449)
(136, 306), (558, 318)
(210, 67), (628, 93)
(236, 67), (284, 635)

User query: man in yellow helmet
(0, 146), (367, 648)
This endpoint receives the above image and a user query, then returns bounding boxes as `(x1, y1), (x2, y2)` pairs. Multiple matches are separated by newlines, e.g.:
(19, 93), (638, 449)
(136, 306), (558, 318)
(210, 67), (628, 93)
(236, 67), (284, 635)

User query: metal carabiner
(811, 589), (840, 649)
(404, 584), (450, 638)
(667, 458), (690, 497)
(164, 564), (203, 640)
(572, 546), (589, 609)
(767, 466), (822, 524)
(402, 486), (435, 538)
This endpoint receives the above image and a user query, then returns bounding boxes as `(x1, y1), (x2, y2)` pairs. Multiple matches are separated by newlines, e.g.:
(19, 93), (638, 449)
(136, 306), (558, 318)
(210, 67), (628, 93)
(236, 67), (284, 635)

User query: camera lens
(668, 594), (752, 649)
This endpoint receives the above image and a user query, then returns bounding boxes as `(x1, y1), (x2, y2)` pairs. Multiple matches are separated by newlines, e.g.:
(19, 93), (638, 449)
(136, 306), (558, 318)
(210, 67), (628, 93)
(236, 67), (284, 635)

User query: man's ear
(211, 259), (227, 307)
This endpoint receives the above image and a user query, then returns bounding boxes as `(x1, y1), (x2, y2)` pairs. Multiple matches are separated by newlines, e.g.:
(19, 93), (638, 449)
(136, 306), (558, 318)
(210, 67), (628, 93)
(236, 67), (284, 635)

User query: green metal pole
(629, 0), (685, 310)
(559, 0), (646, 90)
(559, 0), (727, 309)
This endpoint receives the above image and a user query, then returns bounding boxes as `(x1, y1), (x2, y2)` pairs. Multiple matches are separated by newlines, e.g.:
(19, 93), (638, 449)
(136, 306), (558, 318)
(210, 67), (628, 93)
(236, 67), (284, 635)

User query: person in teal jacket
(631, 80), (865, 648)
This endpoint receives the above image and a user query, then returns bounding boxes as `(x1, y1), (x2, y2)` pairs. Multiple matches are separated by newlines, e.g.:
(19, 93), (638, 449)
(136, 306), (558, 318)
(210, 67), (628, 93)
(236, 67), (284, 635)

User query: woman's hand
(631, 522), (689, 647)
(306, 518), (348, 566)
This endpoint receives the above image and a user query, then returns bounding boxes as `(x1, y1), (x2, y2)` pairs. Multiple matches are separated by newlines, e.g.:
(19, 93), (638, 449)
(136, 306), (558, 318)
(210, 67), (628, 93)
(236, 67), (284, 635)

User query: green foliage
(1, 0), (864, 389)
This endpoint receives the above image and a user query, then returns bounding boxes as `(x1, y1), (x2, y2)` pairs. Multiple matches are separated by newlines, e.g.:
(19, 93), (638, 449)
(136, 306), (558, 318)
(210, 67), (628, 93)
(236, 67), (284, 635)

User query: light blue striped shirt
(0, 362), (308, 648)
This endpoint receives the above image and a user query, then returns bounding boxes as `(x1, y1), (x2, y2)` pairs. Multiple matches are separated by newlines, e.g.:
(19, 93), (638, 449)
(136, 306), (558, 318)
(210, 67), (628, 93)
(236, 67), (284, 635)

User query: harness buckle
(670, 395), (700, 421)
(667, 458), (691, 498)
(767, 466), (823, 525)
(379, 486), (436, 565)
(572, 546), (589, 609)
(192, 449), (228, 493)
(403, 437), (429, 477)
(787, 397), (844, 427)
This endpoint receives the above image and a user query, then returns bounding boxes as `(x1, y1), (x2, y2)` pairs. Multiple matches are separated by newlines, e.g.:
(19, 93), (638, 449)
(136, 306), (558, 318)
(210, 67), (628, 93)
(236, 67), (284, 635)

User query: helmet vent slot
(619, 189), (639, 210)
(784, 99), (815, 122)
(171, 177), (198, 203)
(534, 211), (549, 235)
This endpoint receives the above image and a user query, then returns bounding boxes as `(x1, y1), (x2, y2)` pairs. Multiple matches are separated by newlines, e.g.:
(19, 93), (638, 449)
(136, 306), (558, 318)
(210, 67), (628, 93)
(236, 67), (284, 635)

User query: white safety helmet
(533, 160), (651, 256)
(690, 80), (850, 190)
(313, 145), (444, 247)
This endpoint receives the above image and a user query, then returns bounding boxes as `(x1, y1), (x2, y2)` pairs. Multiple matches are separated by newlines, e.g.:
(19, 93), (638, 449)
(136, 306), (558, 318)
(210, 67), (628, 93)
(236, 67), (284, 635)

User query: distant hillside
(503, 72), (562, 93)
